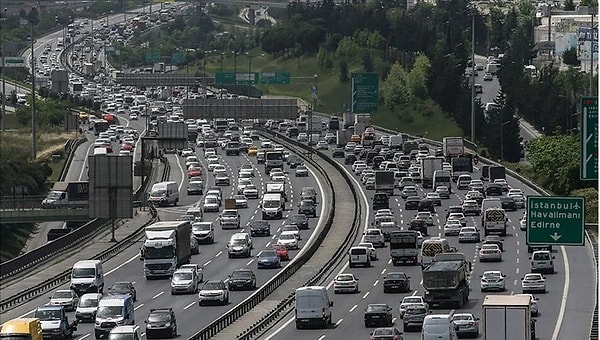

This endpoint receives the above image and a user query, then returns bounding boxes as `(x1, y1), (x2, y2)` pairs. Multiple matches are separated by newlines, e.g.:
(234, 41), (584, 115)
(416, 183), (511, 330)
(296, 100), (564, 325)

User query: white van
(421, 314), (458, 340)
(94, 295), (135, 339)
(148, 181), (179, 206)
(480, 198), (502, 215)
(457, 174), (472, 190)
(420, 238), (452, 268)
(433, 170), (452, 191)
(261, 193), (283, 219)
(348, 246), (371, 268)
(70, 260), (104, 295)
(295, 286), (333, 329)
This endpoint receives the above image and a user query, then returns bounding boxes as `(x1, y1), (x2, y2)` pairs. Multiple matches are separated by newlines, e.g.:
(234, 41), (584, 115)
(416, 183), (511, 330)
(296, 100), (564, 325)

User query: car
(479, 244), (502, 262)
(316, 141), (328, 150)
(402, 304), (428, 331)
(295, 165), (309, 177)
(281, 224), (301, 240)
(404, 197), (420, 210)
(408, 218), (428, 236)
(270, 171), (286, 182)
(365, 178), (376, 190)
(417, 199), (435, 213)
(500, 196), (518, 211)
(298, 199), (317, 217)
(358, 242), (378, 261)
(247, 146), (258, 156)
(107, 281), (137, 300)
(145, 308), (177, 339)
(399, 296), (427, 318)
(257, 249), (282, 268)
(435, 185), (450, 199)
(482, 235), (504, 251)
(509, 193), (526, 208)
(180, 264), (204, 282)
(363, 228), (385, 247)
(458, 227), (480, 243)
(448, 212), (467, 227)
(332, 148), (345, 158)
(364, 304), (394, 327)
(425, 192), (442, 206)
(480, 270), (506, 292)
(415, 211), (434, 226)
(485, 183), (503, 196)
(443, 219), (462, 236)
(192, 222), (214, 244)
(520, 215), (527, 231)
(187, 166), (202, 178)
(248, 220), (271, 237)
(451, 313), (480, 338)
(297, 133), (308, 142)
(369, 327), (403, 340)
(382, 272), (411, 293)
(228, 269), (257, 291)
(237, 178), (252, 194)
(238, 170), (253, 179)
(375, 209), (394, 218)
(333, 273), (360, 294)
(461, 200), (480, 216)
(49, 289), (79, 311)
(515, 293), (539, 317)
(180, 149), (194, 158)
(187, 180), (203, 195)
(465, 190), (484, 204)
(287, 214), (309, 230)
(277, 231), (299, 250)
(198, 280), (229, 305)
(170, 268), (199, 295)
(242, 184), (259, 199)
(521, 273), (547, 293)
(493, 178), (510, 191)
(271, 243), (290, 261)
(202, 196), (220, 212)
(400, 186), (418, 199)
(214, 172), (230, 186)
(530, 250), (555, 274)
(508, 188), (524, 196)
(233, 194), (248, 208)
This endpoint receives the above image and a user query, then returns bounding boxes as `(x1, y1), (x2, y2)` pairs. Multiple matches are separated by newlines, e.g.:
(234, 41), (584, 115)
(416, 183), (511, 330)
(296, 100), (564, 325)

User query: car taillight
(469, 322), (476, 326)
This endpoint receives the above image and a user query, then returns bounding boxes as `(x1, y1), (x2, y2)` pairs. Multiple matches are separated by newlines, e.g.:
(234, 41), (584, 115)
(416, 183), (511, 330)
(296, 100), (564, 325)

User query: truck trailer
(142, 221), (192, 279)
(442, 137), (464, 161)
(389, 230), (419, 265)
(420, 156), (444, 189)
(374, 171), (395, 195)
(482, 295), (533, 340)
(422, 253), (470, 308)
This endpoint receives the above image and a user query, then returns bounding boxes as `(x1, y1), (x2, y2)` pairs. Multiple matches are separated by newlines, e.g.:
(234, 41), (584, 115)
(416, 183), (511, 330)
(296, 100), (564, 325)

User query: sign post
(580, 96), (598, 180)
(526, 196), (585, 246)
(351, 73), (379, 113)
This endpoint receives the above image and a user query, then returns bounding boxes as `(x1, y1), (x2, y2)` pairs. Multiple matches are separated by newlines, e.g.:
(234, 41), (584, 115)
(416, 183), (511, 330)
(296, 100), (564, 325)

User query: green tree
(562, 47), (580, 66)
(339, 60), (349, 83)
(362, 53), (374, 72)
(381, 62), (410, 109)
(407, 54), (430, 99)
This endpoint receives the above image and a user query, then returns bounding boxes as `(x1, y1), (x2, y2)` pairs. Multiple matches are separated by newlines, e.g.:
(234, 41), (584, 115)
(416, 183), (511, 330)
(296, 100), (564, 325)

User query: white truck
(389, 230), (419, 265)
(483, 295), (533, 340)
(483, 208), (507, 236)
(336, 129), (352, 147)
(420, 156), (444, 189)
(266, 182), (287, 201)
(442, 137), (464, 161)
(388, 135), (405, 150)
(142, 221), (192, 279)
(261, 193), (284, 219)
(374, 171), (395, 195)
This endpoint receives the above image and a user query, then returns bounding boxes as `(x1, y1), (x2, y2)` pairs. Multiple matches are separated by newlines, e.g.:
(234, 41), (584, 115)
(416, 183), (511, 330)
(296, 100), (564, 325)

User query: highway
(259, 130), (596, 340)
(3, 136), (335, 340)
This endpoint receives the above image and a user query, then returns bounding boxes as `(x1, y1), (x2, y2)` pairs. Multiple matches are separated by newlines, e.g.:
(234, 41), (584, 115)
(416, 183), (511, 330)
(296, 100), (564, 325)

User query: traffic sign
(2, 57), (26, 68)
(215, 72), (260, 85)
(351, 73), (379, 113)
(215, 72), (236, 85)
(145, 51), (160, 63)
(526, 196), (585, 246)
(171, 52), (184, 65)
(260, 72), (290, 84)
(580, 96), (598, 180)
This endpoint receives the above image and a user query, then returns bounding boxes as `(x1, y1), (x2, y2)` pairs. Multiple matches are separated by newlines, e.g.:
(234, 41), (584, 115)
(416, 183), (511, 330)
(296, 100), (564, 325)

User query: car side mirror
(552, 256), (555, 259)
(329, 301), (334, 307)
(502, 274), (507, 277)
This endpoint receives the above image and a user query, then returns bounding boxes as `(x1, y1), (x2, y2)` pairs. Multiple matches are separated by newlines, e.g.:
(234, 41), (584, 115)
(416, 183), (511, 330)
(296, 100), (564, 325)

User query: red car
(272, 243), (289, 261)
(188, 166), (202, 178)
(121, 142), (133, 151)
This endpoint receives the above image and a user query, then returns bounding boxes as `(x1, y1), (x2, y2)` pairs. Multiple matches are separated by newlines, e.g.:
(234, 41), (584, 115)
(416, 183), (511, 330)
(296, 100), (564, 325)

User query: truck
(442, 137), (465, 161)
(420, 156), (444, 189)
(374, 171), (395, 195)
(353, 122), (367, 137)
(41, 181), (89, 209)
(328, 117), (340, 130)
(422, 253), (470, 308)
(483, 208), (507, 236)
(265, 150), (284, 174)
(336, 129), (352, 147)
(342, 112), (354, 128)
(489, 166), (506, 182)
(389, 230), (419, 265)
(266, 182), (287, 201)
(0, 318), (43, 340)
(33, 305), (77, 340)
(142, 221), (191, 279)
(388, 135), (405, 150)
(482, 295), (533, 340)
(402, 140), (419, 155)
(261, 193), (284, 219)
(219, 208), (241, 229)
(354, 113), (372, 125)
(451, 156), (473, 181)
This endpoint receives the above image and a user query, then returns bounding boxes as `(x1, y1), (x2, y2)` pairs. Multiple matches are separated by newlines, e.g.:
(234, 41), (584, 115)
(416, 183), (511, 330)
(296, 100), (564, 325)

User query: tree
(562, 47), (580, 66)
(362, 53), (374, 72)
(563, 0), (576, 10)
(339, 60), (349, 83)
(407, 54), (430, 99)
(380, 62), (410, 109)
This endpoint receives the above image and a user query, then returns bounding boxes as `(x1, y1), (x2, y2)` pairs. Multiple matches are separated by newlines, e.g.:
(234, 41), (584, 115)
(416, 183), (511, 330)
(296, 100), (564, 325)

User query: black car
(408, 218), (428, 236)
(186, 181), (203, 195)
(345, 153), (357, 164)
(228, 269), (257, 291)
(364, 304), (394, 327)
(372, 156), (385, 169)
(404, 197), (420, 210)
(332, 148), (345, 158)
(107, 281), (137, 301)
(500, 196), (517, 211)
(373, 192), (390, 210)
(287, 155), (302, 168)
(417, 199), (435, 213)
(298, 200), (317, 217)
(248, 220), (271, 237)
(288, 214), (309, 230)
(485, 183), (503, 196)
(145, 308), (177, 339)
(383, 272), (411, 293)
(483, 235), (504, 251)
(301, 187), (318, 203)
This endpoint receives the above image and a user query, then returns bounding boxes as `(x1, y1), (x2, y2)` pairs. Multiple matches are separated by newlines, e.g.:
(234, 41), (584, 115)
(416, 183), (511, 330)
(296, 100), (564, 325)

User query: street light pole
(30, 14), (37, 160)
(1, 7), (7, 132)
(233, 51), (237, 95)
(500, 120), (510, 161)
(470, 11), (476, 144)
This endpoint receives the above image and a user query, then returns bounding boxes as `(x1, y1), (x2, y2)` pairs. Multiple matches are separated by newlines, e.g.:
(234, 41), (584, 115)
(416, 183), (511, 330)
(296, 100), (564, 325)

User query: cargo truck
(388, 135), (405, 150)
(489, 166), (506, 182)
(389, 230), (419, 265)
(342, 112), (354, 128)
(266, 182), (287, 201)
(354, 122), (367, 137)
(142, 221), (191, 279)
(403, 140), (419, 155)
(33, 306), (77, 340)
(354, 113), (372, 125)
(374, 171), (395, 195)
(451, 156), (473, 181)
(422, 253), (470, 308)
(265, 150), (284, 174)
(483, 208), (507, 236)
(336, 129), (352, 147)
(420, 157), (444, 189)
(442, 137), (464, 161)
(41, 181), (89, 209)
(482, 295), (533, 340)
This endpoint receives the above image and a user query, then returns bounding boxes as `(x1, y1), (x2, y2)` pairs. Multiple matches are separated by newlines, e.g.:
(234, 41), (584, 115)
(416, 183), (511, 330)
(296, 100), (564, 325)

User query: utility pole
(470, 12), (476, 143)
(1, 7), (7, 132)
(30, 10), (37, 160)
(590, 7), (595, 96)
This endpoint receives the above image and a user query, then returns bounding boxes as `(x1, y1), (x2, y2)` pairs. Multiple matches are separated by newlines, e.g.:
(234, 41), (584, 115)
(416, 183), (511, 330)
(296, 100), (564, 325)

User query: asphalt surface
(259, 132), (596, 340)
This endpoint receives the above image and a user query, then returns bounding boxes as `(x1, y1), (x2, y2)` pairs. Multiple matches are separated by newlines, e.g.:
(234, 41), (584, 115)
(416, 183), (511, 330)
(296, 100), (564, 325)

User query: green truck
(422, 253), (470, 308)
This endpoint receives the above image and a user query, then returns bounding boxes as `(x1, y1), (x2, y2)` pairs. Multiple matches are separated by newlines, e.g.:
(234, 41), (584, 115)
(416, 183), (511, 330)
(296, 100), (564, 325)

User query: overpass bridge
(0, 196), (91, 223)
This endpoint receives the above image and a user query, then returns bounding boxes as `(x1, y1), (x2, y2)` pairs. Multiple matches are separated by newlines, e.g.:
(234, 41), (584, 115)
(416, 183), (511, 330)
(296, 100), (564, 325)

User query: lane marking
(105, 255), (138, 275)
(362, 292), (370, 299)
(152, 291), (164, 299)
(215, 251), (222, 257)
(335, 319), (343, 326)
(134, 303), (145, 310)
(184, 301), (195, 310)
(203, 260), (212, 266)
(77, 334), (90, 340)
(349, 304), (358, 313)
(552, 247), (570, 340)
(373, 280), (379, 286)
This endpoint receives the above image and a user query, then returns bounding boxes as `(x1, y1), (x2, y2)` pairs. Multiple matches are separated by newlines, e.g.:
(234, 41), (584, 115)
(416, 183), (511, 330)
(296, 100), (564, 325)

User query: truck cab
(94, 295), (134, 339)
(33, 305), (77, 340)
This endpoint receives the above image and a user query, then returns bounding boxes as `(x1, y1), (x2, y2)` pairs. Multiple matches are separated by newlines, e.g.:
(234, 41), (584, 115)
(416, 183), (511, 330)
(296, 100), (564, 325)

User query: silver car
(458, 227), (480, 243)
(451, 313), (479, 338)
(171, 268), (199, 295)
(49, 289), (79, 311)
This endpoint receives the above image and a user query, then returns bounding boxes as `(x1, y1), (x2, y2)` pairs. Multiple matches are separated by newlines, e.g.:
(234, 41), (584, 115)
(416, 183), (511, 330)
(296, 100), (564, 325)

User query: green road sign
(215, 72), (260, 85)
(215, 72), (236, 85)
(2, 57), (26, 68)
(580, 96), (598, 180)
(260, 72), (290, 84)
(172, 52), (184, 65)
(236, 72), (260, 85)
(351, 73), (378, 113)
(145, 51), (160, 63)
(526, 196), (585, 246)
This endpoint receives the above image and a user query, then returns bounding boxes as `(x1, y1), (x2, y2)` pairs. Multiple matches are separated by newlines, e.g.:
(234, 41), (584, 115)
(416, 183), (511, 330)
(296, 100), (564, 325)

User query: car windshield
(366, 305), (388, 312)
(147, 313), (171, 323)
(53, 291), (72, 299)
(290, 215), (306, 223)
(336, 275), (354, 281)
(79, 297), (99, 307)
(110, 283), (129, 290)
(96, 306), (123, 318)
(205, 197), (218, 204)
(173, 272), (193, 280)
(34, 309), (62, 321)
(279, 234), (294, 240)
(534, 253), (551, 260)
(453, 315), (473, 321)
(193, 223), (211, 231)
(423, 324), (448, 335)
(231, 239), (246, 246)
(108, 333), (134, 340)
(387, 273), (406, 279)
(282, 226), (297, 232)
(231, 271), (251, 278)
(72, 267), (96, 278)
(407, 308), (427, 314)
(403, 297), (421, 304)
(203, 282), (223, 290)
(483, 272), (502, 278)
(264, 201), (279, 208)
(373, 328), (395, 335)
(260, 250), (277, 258)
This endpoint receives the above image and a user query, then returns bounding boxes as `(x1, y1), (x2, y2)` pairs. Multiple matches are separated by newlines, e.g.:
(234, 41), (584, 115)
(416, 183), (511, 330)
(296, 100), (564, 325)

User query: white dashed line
(362, 292), (370, 299)
(204, 260), (212, 266)
(349, 304), (358, 313)
(134, 304), (144, 310)
(184, 302), (195, 310)
(152, 291), (164, 299)
(373, 280), (379, 286)
(216, 251), (223, 257)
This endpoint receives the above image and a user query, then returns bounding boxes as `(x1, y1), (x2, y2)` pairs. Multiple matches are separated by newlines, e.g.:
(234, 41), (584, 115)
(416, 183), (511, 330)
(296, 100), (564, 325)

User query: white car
(242, 184), (259, 199)
(129, 112), (138, 120)
(479, 244), (502, 261)
(508, 188), (524, 196)
(521, 273), (547, 293)
(493, 178), (510, 191)
(480, 270), (506, 292)
(233, 195), (248, 208)
(447, 212), (467, 227)
(277, 231), (299, 250)
(281, 225), (301, 240)
(198, 280), (229, 306)
(270, 171), (286, 182)
(357, 242), (378, 260)
(443, 219), (462, 236)
(202, 196), (220, 212)
(180, 149), (195, 158)
(362, 228), (385, 248)
(458, 227), (480, 243)
(315, 141), (328, 150)
(207, 161), (222, 172)
(49, 290), (79, 311)
(375, 209), (394, 218)
(399, 296), (428, 318)
(237, 178), (252, 194)
(415, 211), (434, 226)
(333, 273), (359, 294)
